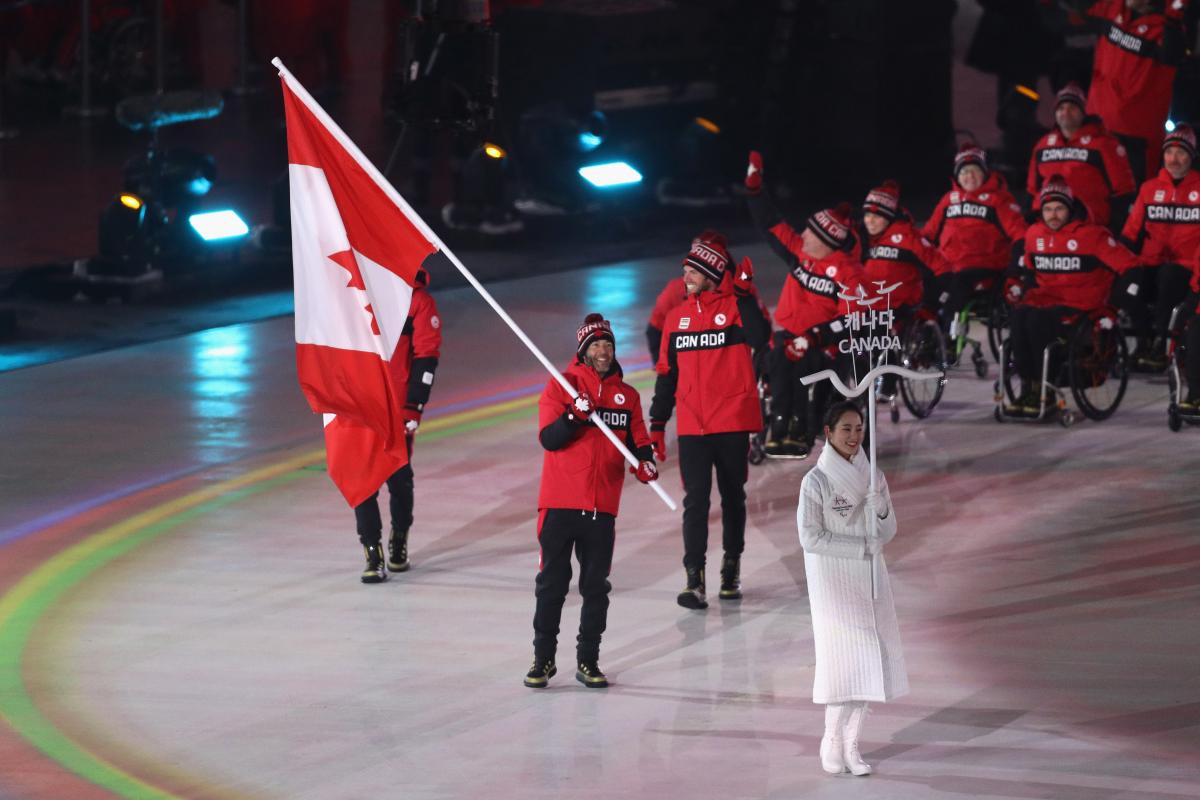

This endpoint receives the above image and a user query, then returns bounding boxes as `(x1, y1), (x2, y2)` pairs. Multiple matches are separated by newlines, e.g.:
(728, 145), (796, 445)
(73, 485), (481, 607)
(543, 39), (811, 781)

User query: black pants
(934, 269), (998, 329)
(678, 432), (749, 572)
(1154, 263), (1193, 336)
(1186, 316), (1200, 400)
(353, 438), (415, 546)
(767, 331), (843, 441)
(1009, 304), (1072, 383)
(532, 509), (615, 662)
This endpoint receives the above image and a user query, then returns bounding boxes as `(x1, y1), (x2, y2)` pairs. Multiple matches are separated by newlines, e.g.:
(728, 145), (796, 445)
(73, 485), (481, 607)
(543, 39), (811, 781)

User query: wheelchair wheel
(1068, 318), (1128, 421)
(898, 318), (947, 419)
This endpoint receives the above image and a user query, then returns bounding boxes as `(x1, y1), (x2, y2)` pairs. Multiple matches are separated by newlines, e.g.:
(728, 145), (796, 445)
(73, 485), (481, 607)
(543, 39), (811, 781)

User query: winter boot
(719, 554), (742, 600)
(387, 526), (410, 572)
(820, 703), (847, 774)
(523, 655), (556, 689)
(676, 566), (708, 609)
(763, 415), (789, 456)
(841, 702), (872, 776)
(575, 659), (609, 688)
(361, 544), (387, 584)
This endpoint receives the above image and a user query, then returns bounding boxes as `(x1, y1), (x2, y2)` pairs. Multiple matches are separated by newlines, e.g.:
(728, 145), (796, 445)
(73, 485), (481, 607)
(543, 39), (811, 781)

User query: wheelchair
(993, 307), (1129, 427)
(1166, 304), (1200, 432)
(944, 276), (1008, 380)
(873, 308), (950, 423)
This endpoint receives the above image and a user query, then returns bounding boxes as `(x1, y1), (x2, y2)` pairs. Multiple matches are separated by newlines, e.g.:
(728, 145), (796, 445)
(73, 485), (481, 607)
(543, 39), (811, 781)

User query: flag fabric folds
(280, 68), (437, 507)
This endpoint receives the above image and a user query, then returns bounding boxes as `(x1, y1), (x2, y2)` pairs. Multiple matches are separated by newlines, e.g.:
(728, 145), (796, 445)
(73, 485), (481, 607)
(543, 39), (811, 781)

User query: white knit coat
(797, 444), (908, 704)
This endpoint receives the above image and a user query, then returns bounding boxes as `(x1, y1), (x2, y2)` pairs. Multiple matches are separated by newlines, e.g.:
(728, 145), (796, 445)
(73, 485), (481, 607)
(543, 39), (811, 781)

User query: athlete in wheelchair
(1165, 248), (1200, 430)
(996, 176), (1141, 425)
(922, 143), (1027, 374)
(857, 179), (951, 421)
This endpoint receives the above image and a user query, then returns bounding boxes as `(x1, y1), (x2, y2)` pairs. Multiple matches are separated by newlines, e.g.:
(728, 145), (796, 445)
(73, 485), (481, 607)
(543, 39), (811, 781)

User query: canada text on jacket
(1032, 254), (1084, 272)
(945, 202), (991, 220)
(792, 267), (837, 296)
(594, 408), (630, 429)
(672, 330), (729, 352)
(1145, 204), (1200, 223)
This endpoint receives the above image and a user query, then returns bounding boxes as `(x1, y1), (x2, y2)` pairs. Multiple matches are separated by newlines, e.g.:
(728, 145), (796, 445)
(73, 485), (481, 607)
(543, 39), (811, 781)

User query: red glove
(567, 390), (594, 425)
(784, 334), (810, 361)
(629, 460), (658, 483)
(732, 256), (754, 296)
(649, 423), (667, 460)
(403, 405), (422, 435)
(1166, 0), (1189, 21)
(1004, 277), (1023, 301)
(745, 150), (763, 194)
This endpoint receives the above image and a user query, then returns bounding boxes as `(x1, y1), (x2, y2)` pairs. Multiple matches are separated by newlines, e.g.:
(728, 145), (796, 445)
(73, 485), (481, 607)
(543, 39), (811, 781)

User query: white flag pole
(273, 58), (676, 511)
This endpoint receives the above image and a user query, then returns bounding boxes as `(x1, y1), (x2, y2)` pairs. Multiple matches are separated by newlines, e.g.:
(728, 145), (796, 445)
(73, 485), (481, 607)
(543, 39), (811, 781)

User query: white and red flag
(280, 65), (437, 507)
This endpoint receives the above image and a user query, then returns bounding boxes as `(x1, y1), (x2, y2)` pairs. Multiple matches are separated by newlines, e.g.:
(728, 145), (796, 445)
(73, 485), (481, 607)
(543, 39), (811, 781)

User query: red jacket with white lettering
(863, 216), (947, 309)
(922, 171), (1027, 273)
(537, 359), (652, 517)
(1026, 117), (1136, 226)
(650, 279), (768, 436)
(1120, 168), (1200, 266)
(1086, 0), (1183, 146)
(1018, 218), (1141, 311)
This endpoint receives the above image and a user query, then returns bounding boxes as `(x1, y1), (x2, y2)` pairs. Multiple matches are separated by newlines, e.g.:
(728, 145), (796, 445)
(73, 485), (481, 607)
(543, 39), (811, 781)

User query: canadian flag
(280, 65), (437, 507)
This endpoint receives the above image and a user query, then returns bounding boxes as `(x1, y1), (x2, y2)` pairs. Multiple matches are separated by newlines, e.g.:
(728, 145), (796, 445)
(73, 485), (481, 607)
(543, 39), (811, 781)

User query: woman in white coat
(797, 401), (908, 776)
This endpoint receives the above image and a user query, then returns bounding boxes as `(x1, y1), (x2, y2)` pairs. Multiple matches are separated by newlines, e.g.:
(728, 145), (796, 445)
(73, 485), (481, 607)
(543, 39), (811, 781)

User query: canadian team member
(354, 267), (441, 583)
(648, 231), (769, 609)
(525, 314), (656, 689)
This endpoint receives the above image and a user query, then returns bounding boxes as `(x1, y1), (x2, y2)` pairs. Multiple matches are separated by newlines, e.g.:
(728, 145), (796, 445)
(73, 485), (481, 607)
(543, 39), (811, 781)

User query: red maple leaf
(327, 249), (380, 336)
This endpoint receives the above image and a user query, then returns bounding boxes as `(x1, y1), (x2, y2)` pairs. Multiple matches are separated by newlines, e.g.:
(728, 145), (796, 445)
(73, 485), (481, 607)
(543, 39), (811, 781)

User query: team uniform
(527, 316), (655, 688)
(922, 147), (1027, 324)
(646, 277), (771, 366)
(1027, 116), (1136, 228)
(649, 233), (769, 607)
(1007, 179), (1141, 403)
(354, 268), (442, 582)
(748, 188), (867, 451)
(1120, 156), (1200, 344)
(1085, 0), (1189, 182)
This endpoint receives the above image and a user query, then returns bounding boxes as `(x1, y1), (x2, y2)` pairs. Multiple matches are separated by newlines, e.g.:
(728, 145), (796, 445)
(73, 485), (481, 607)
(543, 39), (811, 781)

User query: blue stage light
(1165, 119), (1176, 133)
(578, 162), (642, 188)
(188, 210), (249, 241)
(578, 131), (603, 151)
(187, 176), (213, 196)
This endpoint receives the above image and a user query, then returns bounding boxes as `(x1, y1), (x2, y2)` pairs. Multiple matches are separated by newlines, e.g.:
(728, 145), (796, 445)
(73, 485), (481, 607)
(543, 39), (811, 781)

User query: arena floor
(2, 248), (1197, 800)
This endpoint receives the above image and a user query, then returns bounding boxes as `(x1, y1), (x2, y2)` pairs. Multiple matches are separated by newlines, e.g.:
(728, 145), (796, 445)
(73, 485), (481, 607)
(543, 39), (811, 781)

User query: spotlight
(188, 210), (250, 242)
(578, 161), (643, 188)
(120, 193), (143, 210)
(1165, 119), (1176, 132)
(484, 143), (506, 159)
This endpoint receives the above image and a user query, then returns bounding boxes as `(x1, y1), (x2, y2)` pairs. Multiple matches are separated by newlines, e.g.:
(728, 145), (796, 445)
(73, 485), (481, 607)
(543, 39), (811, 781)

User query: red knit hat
(954, 141), (988, 179)
(1163, 124), (1197, 160)
(683, 230), (731, 283)
(1038, 174), (1074, 209)
(576, 313), (614, 356)
(862, 180), (901, 221)
(1055, 82), (1087, 111)
(806, 203), (853, 250)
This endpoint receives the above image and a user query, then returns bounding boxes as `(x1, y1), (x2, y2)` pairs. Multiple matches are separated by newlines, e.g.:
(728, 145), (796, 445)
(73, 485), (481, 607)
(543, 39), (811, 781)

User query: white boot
(819, 703), (847, 774)
(841, 702), (872, 776)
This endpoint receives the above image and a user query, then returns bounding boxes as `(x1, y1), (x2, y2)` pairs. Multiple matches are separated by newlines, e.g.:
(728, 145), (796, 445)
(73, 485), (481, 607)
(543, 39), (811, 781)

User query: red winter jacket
(386, 270), (443, 415)
(1026, 117), (1136, 226)
(650, 279), (768, 436)
(773, 249), (866, 336)
(862, 217), (947, 310)
(1086, 0), (1184, 150)
(649, 277), (771, 335)
(537, 360), (652, 517)
(1121, 168), (1200, 267)
(1018, 218), (1141, 311)
(922, 171), (1028, 273)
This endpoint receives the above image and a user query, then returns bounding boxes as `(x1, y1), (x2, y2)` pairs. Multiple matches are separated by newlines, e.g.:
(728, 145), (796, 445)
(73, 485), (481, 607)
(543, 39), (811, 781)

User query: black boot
(763, 415), (789, 455)
(361, 544), (387, 584)
(719, 554), (742, 600)
(676, 566), (708, 609)
(524, 655), (557, 688)
(576, 659), (609, 688)
(387, 526), (410, 572)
